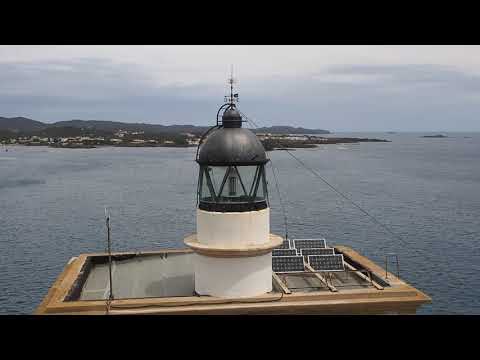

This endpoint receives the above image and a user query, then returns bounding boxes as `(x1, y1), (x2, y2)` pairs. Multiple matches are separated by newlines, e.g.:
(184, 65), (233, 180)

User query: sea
(1, 132), (479, 315)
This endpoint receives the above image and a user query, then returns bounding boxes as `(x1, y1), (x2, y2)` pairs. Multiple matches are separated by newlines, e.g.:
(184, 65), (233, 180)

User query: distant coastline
(260, 136), (390, 151)
(1, 115), (391, 151)
(421, 134), (448, 138)
(7, 136), (391, 151)
(46, 143), (195, 149)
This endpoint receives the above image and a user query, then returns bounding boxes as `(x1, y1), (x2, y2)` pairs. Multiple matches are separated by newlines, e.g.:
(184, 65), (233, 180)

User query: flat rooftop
(36, 246), (431, 315)
(79, 252), (195, 300)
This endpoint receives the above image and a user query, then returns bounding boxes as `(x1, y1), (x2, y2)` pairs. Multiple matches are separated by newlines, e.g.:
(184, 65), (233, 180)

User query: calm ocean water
(1, 132), (479, 314)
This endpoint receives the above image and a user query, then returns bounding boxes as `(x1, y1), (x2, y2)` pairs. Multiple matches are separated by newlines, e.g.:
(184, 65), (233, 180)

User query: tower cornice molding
(184, 233), (283, 258)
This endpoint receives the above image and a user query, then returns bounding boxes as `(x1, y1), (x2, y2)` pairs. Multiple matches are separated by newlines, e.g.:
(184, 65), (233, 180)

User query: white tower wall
(197, 208), (270, 247)
(194, 253), (272, 298)
(194, 208), (273, 297)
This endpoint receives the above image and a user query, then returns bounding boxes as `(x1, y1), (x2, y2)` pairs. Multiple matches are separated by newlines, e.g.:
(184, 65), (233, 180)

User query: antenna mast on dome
(225, 65), (239, 106)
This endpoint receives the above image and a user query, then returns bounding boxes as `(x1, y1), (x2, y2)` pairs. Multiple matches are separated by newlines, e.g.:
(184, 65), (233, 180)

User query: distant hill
(0, 116), (330, 136)
(52, 120), (211, 135)
(252, 126), (330, 134)
(0, 117), (47, 133)
(32, 126), (113, 138)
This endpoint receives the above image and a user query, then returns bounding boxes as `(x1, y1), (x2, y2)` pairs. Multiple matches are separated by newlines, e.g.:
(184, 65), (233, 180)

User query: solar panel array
(272, 237), (346, 274)
(293, 239), (326, 250)
(301, 248), (335, 259)
(308, 254), (345, 272)
(272, 249), (297, 257)
(277, 239), (291, 250)
(272, 256), (305, 273)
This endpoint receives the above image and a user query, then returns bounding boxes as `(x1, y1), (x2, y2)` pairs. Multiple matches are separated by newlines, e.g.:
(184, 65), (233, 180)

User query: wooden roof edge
(335, 245), (432, 303)
(335, 245), (404, 284)
(79, 248), (194, 258)
(54, 294), (431, 315)
(34, 255), (84, 314)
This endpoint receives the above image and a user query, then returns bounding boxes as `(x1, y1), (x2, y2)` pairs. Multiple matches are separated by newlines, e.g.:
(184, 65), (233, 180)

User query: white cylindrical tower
(184, 99), (282, 298)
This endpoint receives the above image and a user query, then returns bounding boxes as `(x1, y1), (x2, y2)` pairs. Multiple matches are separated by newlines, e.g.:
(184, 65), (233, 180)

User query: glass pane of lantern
(252, 166), (267, 200)
(205, 166), (228, 196)
(235, 166), (258, 196)
(200, 168), (212, 200)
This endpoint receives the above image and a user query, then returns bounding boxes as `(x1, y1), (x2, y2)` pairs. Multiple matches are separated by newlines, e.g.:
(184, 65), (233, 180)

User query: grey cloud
(1, 60), (480, 131)
(320, 64), (480, 92)
(0, 58), (223, 124)
(0, 58), (161, 99)
(237, 65), (480, 131)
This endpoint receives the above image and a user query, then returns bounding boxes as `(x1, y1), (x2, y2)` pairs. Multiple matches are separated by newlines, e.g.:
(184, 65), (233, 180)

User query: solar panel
(276, 239), (291, 249)
(272, 249), (297, 257)
(272, 256), (305, 273)
(308, 254), (345, 272)
(293, 239), (326, 250)
(301, 247), (335, 261)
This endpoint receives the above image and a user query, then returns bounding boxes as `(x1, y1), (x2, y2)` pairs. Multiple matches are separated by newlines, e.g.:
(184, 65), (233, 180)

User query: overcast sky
(1, 45), (479, 132)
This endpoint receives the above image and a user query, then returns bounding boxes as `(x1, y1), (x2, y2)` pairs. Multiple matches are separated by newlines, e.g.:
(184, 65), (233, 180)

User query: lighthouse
(184, 79), (283, 298)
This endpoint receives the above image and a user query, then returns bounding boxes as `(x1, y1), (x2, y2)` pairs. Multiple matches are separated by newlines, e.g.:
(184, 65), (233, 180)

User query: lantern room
(196, 106), (269, 212)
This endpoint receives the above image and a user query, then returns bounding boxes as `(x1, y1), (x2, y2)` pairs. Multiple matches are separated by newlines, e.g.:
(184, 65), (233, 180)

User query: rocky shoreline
(261, 137), (390, 151)
(421, 134), (447, 138)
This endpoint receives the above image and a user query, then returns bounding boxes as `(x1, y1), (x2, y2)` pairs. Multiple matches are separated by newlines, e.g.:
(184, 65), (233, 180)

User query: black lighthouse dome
(197, 107), (268, 166)
(196, 103), (269, 212)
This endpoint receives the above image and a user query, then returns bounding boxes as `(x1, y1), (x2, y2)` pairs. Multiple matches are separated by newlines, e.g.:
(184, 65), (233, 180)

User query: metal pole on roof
(105, 207), (114, 301)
